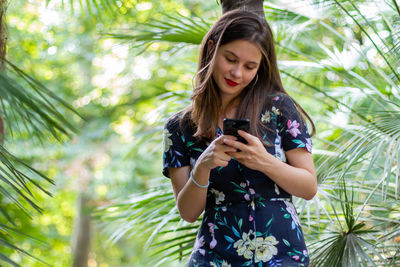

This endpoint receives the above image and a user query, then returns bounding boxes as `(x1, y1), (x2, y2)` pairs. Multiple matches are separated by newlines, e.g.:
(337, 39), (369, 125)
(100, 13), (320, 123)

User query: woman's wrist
(192, 163), (211, 187)
(190, 170), (209, 188)
(258, 151), (283, 176)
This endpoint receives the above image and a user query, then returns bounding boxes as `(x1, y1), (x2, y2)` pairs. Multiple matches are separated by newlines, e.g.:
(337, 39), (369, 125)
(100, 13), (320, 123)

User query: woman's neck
(221, 97), (239, 116)
(218, 103), (237, 130)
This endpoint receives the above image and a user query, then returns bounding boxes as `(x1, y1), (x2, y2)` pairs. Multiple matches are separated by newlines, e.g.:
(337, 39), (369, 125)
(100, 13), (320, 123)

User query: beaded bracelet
(190, 170), (209, 188)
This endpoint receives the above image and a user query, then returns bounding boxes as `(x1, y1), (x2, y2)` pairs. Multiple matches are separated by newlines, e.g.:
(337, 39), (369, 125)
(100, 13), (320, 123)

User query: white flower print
(211, 188), (225, 205)
(251, 200), (255, 210)
(274, 130), (286, 162)
(254, 235), (279, 262)
(190, 157), (197, 169)
(163, 128), (173, 152)
(209, 261), (231, 267)
(193, 235), (205, 256)
(261, 111), (271, 123)
(284, 200), (301, 227)
(233, 230), (256, 259)
(274, 183), (280, 195)
(272, 106), (280, 115)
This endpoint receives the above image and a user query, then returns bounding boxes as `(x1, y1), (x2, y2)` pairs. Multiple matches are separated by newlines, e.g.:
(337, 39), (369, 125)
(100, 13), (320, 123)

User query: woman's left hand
(223, 130), (276, 171)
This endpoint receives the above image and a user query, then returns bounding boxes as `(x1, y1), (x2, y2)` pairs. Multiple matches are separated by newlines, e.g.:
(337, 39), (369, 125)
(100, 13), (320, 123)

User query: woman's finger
(237, 130), (258, 144)
(222, 138), (247, 151)
(219, 152), (233, 162)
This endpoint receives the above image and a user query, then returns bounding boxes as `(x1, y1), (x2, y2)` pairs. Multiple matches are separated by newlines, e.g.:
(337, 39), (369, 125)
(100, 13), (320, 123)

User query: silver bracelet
(190, 170), (209, 188)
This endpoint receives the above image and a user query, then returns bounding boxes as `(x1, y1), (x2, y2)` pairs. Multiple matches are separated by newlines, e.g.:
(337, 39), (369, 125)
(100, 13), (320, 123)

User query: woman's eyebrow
(224, 50), (259, 65)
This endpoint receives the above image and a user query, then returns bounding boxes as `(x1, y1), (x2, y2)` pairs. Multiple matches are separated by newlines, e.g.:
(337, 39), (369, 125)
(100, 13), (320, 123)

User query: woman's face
(212, 39), (262, 103)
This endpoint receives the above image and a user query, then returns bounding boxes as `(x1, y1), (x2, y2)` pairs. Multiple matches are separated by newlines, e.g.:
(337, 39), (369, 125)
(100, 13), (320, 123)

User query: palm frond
(0, 59), (81, 141)
(46, 0), (132, 18)
(315, 110), (400, 198)
(0, 235), (50, 267)
(313, 0), (400, 83)
(308, 180), (387, 266)
(0, 145), (53, 218)
(104, 12), (212, 53)
(96, 181), (199, 264)
(0, 222), (51, 266)
(0, 57), (78, 264)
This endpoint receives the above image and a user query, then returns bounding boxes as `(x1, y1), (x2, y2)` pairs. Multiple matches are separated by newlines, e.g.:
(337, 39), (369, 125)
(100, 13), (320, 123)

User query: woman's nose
(230, 65), (242, 79)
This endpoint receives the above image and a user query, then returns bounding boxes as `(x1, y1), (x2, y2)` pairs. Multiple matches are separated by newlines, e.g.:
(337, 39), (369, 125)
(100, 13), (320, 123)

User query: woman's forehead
(219, 40), (262, 63)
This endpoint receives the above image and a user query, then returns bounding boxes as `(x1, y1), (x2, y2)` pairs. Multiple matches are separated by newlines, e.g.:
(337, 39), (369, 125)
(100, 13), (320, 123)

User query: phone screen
(223, 118), (250, 143)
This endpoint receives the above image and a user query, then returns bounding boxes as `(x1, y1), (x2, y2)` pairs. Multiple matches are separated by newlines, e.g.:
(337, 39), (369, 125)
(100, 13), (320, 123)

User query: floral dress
(163, 94), (312, 267)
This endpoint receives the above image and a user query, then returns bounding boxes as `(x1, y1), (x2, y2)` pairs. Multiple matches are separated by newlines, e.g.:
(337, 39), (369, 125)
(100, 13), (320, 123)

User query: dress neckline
(217, 126), (223, 136)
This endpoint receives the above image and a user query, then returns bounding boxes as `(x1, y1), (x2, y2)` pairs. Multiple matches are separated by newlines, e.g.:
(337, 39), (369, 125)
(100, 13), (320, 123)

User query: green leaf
(224, 235), (234, 243)
(283, 238), (291, 247)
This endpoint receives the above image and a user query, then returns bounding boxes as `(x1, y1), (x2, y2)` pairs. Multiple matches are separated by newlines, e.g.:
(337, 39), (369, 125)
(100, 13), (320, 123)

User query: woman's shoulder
(262, 93), (294, 113)
(164, 109), (194, 134)
(268, 93), (300, 114)
(269, 93), (293, 105)
(165, 111), (181, 128)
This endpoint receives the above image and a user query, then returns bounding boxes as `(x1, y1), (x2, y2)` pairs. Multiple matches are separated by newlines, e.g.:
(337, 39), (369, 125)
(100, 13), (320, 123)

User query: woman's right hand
(195, 135), (238, 171)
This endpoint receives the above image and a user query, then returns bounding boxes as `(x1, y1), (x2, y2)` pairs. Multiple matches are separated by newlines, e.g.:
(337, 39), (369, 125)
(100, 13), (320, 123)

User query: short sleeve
(162, 115), (191, 178)
(278, 95), (312, 153)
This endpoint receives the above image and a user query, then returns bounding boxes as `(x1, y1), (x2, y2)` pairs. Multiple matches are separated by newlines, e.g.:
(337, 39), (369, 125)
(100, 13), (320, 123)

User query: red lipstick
(225, 78), (238, 86)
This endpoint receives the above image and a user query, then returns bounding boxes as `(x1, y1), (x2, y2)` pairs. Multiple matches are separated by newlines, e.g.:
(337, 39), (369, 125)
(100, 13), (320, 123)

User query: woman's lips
(224, 78), (238, 86)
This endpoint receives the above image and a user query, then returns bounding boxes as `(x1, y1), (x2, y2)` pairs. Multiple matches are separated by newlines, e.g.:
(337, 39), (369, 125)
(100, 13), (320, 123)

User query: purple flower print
(208, 223), (215, 234)
(249, 214), (254, 222)
(306, 138), (312, 153)
(287, 120), (301, 138)
(194, 235), (206, 256)
(208, 223), (217, 249)
(244, 187), (255, 201)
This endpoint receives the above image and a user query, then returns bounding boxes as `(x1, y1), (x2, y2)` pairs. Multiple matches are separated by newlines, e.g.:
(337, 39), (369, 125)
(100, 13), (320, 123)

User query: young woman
(163, 10), (317, 267)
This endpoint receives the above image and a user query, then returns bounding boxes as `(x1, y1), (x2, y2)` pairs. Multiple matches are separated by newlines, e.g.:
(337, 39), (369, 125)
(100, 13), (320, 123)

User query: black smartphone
(223, 118), (250, 144)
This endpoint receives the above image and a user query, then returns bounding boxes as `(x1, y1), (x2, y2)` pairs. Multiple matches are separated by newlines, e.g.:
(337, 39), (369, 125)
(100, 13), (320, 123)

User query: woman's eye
(226, 57), (236, 63)
(246, 66), (255, 70)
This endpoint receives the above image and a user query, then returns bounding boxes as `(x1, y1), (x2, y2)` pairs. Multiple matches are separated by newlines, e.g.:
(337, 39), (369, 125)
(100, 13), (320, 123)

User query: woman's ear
(207, 40), (214, 52)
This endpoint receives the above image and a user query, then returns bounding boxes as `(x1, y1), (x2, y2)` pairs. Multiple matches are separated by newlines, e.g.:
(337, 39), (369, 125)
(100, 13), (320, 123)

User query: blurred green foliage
(3, 0), (210, 265)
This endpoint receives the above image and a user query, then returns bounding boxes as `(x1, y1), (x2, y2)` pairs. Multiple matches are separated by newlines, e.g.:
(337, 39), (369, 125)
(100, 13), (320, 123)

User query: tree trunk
(0, 0), (7, 143)
(0, 0), (7, 64)
(71, 194), (91, 267)
(220, 0), (265, 17)
(71, 20), (95, 266)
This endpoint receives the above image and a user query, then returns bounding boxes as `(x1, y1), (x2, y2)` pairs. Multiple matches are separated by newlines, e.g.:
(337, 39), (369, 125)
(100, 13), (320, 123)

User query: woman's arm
(259, 148), (317, 200)
(169, 165), (209, 223)
(224, 130), (317, 200)
(169, 135), (237, 223)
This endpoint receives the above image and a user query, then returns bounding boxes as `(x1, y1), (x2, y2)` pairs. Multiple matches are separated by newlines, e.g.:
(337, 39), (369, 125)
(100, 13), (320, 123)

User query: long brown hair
(181, 10), (315, 143)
